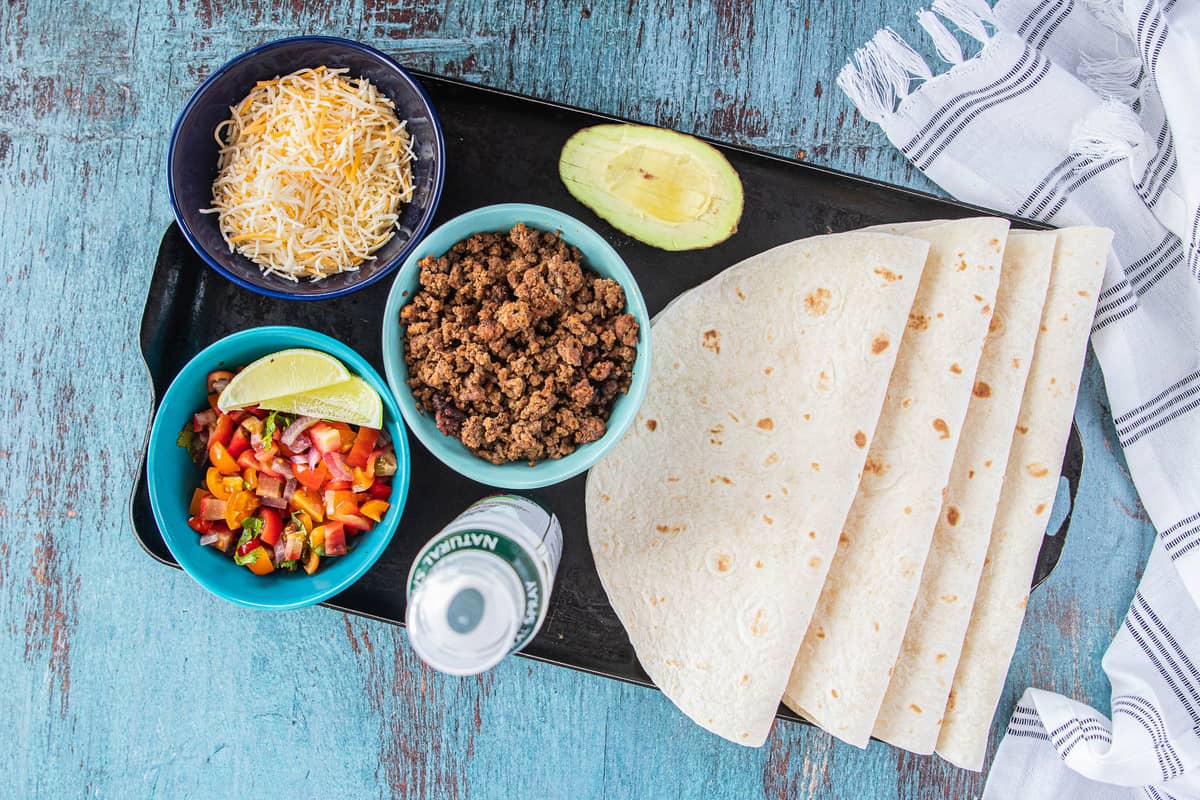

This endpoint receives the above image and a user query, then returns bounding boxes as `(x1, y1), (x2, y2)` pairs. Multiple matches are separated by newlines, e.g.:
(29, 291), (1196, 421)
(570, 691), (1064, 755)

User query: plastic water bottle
(405, 494), (563, 676)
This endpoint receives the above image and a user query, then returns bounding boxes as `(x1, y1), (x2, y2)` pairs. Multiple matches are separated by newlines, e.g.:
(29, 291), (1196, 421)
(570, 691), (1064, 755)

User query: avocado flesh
(559, 124), (743, 251)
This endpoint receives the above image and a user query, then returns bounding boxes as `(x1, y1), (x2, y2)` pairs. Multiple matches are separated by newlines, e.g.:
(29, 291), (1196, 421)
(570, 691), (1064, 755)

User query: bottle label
(408, 528), (546, 652)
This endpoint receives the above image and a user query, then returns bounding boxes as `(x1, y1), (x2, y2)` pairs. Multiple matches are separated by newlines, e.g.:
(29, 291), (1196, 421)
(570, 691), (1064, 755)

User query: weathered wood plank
(0, 0), (1153, 797)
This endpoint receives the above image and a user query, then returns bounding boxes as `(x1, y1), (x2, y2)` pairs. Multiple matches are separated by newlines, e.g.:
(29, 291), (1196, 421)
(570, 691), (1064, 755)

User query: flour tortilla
(586, 231), (929, 746)
(935, 227), (1112, 770)
(782, 217), (1010, 748)
(871, 230), (1057, 753)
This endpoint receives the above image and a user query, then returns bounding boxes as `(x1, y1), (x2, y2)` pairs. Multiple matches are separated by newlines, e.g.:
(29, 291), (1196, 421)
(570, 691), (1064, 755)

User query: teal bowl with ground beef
(381, 203), (651, 489)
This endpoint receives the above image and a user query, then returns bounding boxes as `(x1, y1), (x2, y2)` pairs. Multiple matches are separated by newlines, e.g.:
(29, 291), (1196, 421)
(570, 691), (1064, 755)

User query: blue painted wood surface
(0, 0), (1155, 797)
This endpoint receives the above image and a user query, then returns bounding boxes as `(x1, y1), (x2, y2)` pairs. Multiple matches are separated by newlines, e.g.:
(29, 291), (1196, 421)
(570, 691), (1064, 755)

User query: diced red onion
(283, 478), (297, 502)
(194, 410), (217, 431)
(274, 460), (295, 480)
(250, 432), (263, 451)
(324, 451), (352, 481)
(281, 416), (320, 448)
(198, 533), (219, 547)
(273, 539), (286, 564)
(376, 428), (391, 446)
(260, 495), (288, 509)
(307, 447), (321, 469)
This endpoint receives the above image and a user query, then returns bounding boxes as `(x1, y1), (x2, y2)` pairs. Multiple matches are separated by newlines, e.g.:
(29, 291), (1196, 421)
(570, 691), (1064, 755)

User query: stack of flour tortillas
(585, 219), (1112, 769)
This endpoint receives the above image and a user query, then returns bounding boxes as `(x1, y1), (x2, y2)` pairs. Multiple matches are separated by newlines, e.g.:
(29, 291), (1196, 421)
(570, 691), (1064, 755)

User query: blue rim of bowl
(382, 203), (652, 489)
(166, 35), (447, 301)
(146, 326), (412, 609)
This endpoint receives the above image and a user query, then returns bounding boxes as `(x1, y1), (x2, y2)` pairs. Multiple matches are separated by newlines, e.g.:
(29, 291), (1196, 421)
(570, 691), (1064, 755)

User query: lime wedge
(257, 377), (384, 428)
(218, 349), (352, 412)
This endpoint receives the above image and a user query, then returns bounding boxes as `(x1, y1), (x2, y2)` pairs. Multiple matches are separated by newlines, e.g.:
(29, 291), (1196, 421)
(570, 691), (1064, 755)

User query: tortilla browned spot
(854, 431), (867, 448)
(933, 418), (950, 439)
(973, 382), (991, 398)
(804, 287), (832, 316)
(871, 333), (890, 354)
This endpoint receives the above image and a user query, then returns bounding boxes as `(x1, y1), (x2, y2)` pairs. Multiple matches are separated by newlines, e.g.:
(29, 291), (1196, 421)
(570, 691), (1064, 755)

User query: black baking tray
(129, 70), (1081, 724)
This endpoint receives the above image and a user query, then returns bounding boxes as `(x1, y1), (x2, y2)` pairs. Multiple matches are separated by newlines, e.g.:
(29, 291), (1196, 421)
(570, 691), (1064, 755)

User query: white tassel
(836, 28), (932, 125)
(1079, 55), (1144, 103)
(1069, 99), (1148, 161)
(932, 0), (995, 42)
(1082, 0), (1132, 37)
(918, 8), (964, 65)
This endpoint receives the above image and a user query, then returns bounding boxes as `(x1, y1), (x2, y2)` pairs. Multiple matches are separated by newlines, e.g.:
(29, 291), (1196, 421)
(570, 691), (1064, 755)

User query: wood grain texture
(0, 0), (1153, 797)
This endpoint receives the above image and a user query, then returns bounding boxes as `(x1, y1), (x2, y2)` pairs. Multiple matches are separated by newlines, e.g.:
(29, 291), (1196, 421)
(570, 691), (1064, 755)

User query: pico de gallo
(177, 368), (398, 576)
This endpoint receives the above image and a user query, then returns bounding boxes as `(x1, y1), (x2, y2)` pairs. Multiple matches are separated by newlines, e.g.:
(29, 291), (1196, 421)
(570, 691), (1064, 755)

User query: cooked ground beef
(400, 224), (640, 465)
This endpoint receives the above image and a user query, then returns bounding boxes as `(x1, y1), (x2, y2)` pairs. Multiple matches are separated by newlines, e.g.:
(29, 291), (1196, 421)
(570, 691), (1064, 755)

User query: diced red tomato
(293, 460), (328, 491)
(323, 523), (347, 556)
(237, 450), (260, 473)
(236, 535), (262, 558)
(258, 508), (282, 547)
(187, 516), (214, 534)
(211, 414), (234, 447)
(325, 479), (352, 491)
(282, 532), (305, 561)
(209, 440), (240, 474)
(308, 423), (341, 455)
(199, 496), (227, 521)
(254, 451), (282, 478)
(245, 405), (268, 419)
(334, 513), (372, 533)
(208, 393), (220, 411)
(207, 370), (235, 393)
(346, 427), (380, 468)
(367, 479), (392, 500)
(227, 428), (251, 457)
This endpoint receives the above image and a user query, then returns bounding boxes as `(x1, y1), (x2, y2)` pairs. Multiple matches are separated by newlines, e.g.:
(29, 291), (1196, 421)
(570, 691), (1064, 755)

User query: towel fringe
(931, 0), (995, 43)
(1069, 99), (1148, 162)
(918, 8), (964, 65)
(1079, 55), (1145, 104)
(836, 28), (932, 125)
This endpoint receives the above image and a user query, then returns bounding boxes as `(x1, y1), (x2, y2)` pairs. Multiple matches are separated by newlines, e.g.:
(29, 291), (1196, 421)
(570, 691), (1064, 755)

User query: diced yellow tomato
(245, 546), (275, 576)
(207, 393), (221, 411)
(294, 511), (313, 534)
(330, 422), (354, 452)
(352, 466), (373, 492)
(303, 549), (320, 575)
(189, 489), (208, 516)
(209, 440), (240, 474)
(309, 525), (325, 551)
(224, 490), (259, 530)
(360, 499), (389, 523)
(242, 466), (258, 490)
(207, 467), (232, 500)
(221, 476), (243, 496)
(290, 488), (323, 522)
(325, 490), (358, 517)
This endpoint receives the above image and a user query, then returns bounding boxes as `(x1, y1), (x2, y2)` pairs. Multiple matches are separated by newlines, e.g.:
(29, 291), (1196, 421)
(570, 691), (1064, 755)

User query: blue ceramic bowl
(146, 326), (411, 609)
(167, 36), (445, 300)
(381, 203), (652, 489)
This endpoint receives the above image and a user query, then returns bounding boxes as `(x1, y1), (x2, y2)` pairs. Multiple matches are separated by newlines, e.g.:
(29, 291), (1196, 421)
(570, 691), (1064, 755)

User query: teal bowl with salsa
(146, 326), (411, 609)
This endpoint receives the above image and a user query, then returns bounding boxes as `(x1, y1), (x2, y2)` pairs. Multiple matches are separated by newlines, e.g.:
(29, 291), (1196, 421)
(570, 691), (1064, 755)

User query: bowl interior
(382, 203), (652, 489)
(147, 326), (410, 609)
(169, 37), (444, 299)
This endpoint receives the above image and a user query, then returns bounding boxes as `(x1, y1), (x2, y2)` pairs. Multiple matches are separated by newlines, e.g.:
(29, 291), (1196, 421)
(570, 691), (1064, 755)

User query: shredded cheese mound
(201, 66), (416, 281)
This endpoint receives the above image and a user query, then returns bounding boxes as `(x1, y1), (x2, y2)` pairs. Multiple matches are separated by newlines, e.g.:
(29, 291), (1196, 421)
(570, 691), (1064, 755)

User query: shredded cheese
(201, 67), (416, 281)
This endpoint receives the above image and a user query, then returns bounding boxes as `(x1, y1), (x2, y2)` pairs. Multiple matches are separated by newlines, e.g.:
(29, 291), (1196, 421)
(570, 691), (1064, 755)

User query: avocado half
(558, 124), (744, 251)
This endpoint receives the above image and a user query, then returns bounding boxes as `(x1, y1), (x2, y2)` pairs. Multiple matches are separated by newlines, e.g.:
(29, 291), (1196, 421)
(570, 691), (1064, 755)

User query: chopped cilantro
(277, 559), (299, 571)
(232, 517), (264, 565)
(176, 426), (195, 449)
(261, 411), (293, 446)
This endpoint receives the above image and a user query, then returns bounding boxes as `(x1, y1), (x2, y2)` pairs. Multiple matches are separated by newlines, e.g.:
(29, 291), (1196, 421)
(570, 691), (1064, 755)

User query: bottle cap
(406, 549), (525, 676)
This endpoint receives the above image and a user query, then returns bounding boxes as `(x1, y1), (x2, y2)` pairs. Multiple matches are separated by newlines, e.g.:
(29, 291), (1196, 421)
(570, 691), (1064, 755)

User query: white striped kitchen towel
(837, 0), (1200, 797)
